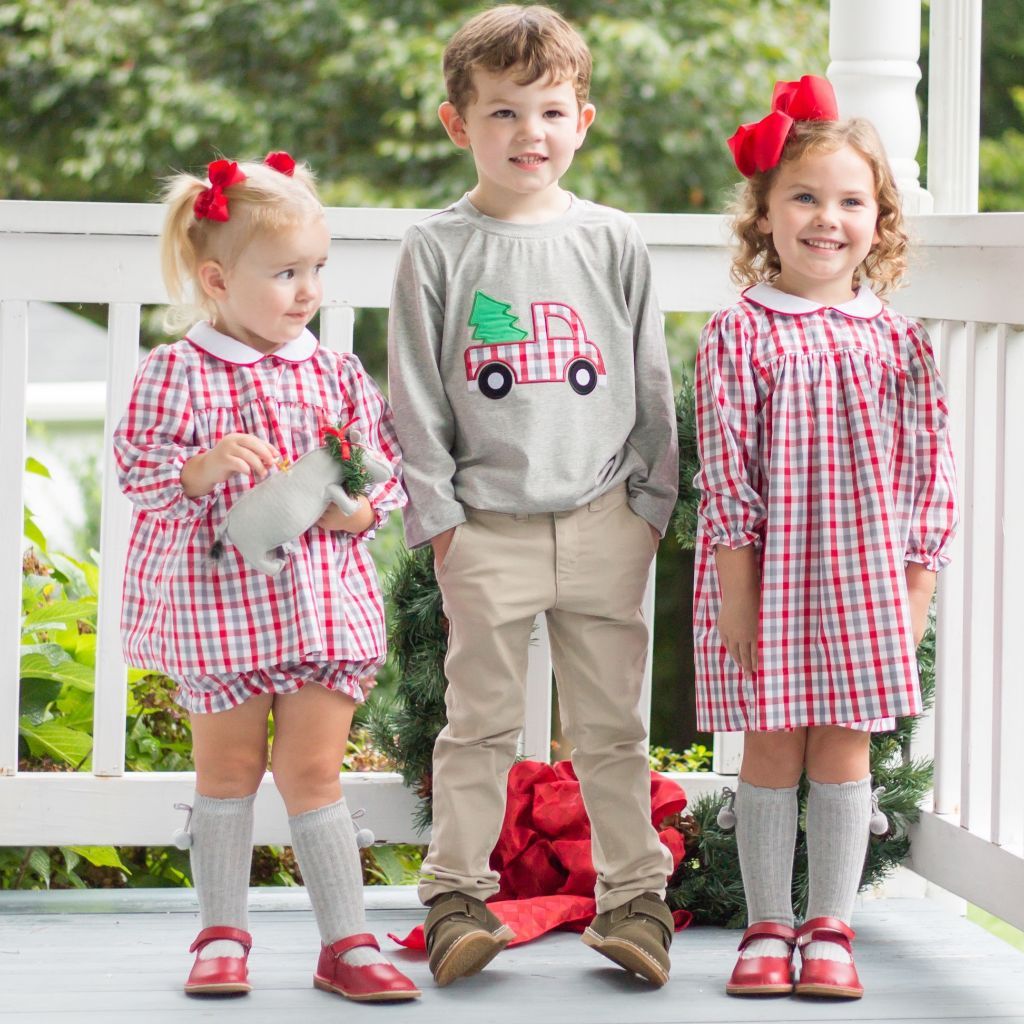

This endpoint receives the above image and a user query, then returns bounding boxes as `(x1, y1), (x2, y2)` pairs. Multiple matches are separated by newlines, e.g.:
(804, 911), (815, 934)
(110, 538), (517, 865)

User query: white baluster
(827, 0), (933, 212)
(930, 321), (967, 817)
(996, 327), (1024, 853)
(522, 614), (553, 763)
(926, 0), (982, 213)
(92, 304), (139, 777)
(320, 303), (355, 354)
(0, 300), (29, 776)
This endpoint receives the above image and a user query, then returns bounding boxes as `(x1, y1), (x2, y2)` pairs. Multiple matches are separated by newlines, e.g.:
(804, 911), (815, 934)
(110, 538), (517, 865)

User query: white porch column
(827, 0), (933, 213)
(926, 0), (982, 213)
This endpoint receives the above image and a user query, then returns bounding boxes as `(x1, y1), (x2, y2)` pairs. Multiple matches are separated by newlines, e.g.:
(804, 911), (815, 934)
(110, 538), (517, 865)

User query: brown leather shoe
(424, 892), (515, 986)
(581, 892), (674, 986)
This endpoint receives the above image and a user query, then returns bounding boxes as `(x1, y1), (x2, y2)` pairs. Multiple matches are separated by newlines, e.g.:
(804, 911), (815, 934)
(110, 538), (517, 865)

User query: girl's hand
(718, 591), (760, 675)
(181, 433), (280, 498)
(905, 562), (937, 647)
(317, 495), (375, 534)
(714, 543), (761, 676)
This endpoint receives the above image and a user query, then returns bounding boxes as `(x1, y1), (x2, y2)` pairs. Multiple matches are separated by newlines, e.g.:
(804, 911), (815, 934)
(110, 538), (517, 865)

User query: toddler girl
(114, 152), (418, 1002)
(693, 76), (957, 999)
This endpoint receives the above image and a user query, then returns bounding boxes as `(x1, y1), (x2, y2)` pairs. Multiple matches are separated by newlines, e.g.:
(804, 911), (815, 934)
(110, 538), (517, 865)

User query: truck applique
(464, 291), (607, 399)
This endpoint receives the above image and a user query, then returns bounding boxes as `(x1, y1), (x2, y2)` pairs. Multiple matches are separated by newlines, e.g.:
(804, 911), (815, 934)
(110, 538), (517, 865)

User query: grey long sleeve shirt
(387, 194), (678, 550)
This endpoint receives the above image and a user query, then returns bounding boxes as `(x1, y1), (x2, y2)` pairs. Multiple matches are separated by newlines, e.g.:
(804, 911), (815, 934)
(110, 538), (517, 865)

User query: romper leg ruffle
(174, 659), (378, 715)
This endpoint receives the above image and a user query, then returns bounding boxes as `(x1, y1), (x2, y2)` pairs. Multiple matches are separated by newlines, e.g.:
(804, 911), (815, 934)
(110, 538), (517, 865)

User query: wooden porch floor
(2, 887), (1022, 1024)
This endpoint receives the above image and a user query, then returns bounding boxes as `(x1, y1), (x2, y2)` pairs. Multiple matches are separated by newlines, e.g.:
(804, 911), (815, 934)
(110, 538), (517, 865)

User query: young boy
(387, 4), (679, 988)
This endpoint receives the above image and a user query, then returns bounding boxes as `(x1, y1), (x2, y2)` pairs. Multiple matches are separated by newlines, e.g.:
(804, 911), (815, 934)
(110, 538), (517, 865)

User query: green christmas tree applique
(468, 291), (529, 342)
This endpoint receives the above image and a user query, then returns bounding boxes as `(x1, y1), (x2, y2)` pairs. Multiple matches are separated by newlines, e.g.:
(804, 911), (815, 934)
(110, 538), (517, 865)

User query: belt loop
(587, 495), (603, 512)
(513, 512), (529, 522)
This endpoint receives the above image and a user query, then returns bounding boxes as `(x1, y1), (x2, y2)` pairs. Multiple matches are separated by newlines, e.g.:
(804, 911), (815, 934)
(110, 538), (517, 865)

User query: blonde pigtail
(160, 174), (215, 331)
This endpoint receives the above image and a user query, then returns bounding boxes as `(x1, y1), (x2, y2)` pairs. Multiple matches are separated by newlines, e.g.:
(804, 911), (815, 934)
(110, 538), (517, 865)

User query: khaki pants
(418, 487), (674, 913)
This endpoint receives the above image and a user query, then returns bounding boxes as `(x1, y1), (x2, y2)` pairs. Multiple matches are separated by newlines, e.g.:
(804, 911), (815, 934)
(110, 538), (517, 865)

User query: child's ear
(197, 260), (228, 301)
(574, 103), (596, 149)
(438, 102), (471, 149)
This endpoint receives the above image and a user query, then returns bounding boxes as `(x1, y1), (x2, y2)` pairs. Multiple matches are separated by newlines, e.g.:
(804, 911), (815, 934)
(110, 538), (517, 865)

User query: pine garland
(367, 546), (448, 833)
(673, 368), (702, 552)
(375, 374), (935, 924)
(324, 429), (371, 497)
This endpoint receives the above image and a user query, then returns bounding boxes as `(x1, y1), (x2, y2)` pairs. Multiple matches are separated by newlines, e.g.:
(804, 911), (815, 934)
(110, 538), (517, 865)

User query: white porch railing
(1, 203), (1022, 932)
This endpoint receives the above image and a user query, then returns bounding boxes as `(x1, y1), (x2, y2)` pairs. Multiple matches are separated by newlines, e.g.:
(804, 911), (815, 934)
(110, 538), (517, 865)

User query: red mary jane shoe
(184, 926), (252, 995)
(726, 921), (796, 996)
(314, 933), (421, 1002)
(795, 917), (864, 999)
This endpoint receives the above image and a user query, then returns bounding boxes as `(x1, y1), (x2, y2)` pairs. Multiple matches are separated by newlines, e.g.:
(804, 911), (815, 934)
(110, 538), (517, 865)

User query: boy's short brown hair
(443, 4), (592, 113)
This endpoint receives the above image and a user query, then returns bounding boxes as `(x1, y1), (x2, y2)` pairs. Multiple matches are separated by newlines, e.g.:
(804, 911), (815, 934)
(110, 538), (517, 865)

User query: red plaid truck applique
(464, 292), (607, 400)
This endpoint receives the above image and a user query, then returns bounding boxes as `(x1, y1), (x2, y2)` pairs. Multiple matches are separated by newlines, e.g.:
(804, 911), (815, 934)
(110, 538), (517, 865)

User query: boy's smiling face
(439, 67), (595, 223)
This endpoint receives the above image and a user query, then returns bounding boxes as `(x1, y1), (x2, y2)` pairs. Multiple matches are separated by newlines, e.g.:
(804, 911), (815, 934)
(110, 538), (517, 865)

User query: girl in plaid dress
(114, 154), (418, 1002)
(693, 77), (957, 999)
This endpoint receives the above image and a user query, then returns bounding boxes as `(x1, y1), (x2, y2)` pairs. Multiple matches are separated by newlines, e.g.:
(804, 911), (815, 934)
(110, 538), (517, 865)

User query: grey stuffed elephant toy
(209, 429), (394, 576)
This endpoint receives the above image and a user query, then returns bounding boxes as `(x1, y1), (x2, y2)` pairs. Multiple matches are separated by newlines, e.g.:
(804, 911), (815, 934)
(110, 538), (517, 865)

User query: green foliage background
(0, 0), (828, 210)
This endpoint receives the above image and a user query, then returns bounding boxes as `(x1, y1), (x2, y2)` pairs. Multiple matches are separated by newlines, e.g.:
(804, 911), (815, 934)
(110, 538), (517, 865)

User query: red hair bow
(264, 151), (296, 176)
(727, 75), (839, 178)
(193, 159), (247, 222)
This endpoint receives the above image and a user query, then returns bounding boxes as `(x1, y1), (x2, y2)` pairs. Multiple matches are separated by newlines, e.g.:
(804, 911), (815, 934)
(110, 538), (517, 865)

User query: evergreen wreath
(371, 372), (934, 925)
(324, 426), (371, 497)
(367, 545), (447, 833)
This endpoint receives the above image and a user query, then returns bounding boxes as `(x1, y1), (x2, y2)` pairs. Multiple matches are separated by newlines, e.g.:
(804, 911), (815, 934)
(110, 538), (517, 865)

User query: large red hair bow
(727, 75), (839, 178)
(193, 159), (247, 222)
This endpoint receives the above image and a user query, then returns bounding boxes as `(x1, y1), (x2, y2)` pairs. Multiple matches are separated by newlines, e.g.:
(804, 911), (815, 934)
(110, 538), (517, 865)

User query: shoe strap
(425, 893), (491, 928)
(425, 894), (492, 957)
(737, 921), (796, 951)
(325, 932), (380, 957)
(608, 895), (674, 943)
(796, 916), (855, 953)
(189, 926), (253, 953)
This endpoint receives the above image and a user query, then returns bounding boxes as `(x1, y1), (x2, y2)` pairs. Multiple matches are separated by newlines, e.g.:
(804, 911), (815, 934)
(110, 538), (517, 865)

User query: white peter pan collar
(743, 283), (883, 320)
(185, 321), (319, 365)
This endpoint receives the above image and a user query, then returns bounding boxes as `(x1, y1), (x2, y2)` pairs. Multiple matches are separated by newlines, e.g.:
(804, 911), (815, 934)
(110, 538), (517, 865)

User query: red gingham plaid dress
(693, 285), (958, 733)
(114, 322), (406, 713)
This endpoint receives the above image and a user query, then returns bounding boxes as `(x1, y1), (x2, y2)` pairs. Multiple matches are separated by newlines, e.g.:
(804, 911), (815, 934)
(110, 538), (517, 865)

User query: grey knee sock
(289, 798), (386, 967)
(735, 779), (798, 959)
(189, 792), (256, 960)
(804, 776), (871, 963)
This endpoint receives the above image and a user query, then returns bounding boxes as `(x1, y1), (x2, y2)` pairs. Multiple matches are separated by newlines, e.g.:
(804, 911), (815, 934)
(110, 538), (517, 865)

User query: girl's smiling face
(757, 144), (880, 306)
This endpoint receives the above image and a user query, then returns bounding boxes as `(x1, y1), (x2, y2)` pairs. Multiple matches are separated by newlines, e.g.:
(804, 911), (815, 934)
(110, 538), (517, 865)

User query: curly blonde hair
(729, 118), (908, 298)
(160, 157), (323, 331)
(443, 4), (592, 113)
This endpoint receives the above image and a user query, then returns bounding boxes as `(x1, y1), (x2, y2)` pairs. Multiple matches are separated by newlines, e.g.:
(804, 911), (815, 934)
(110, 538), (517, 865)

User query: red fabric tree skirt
(390, 760), (691, 950)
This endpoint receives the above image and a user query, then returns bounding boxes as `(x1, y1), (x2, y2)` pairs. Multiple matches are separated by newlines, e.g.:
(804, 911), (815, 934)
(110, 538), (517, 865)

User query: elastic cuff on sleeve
(708, 530), (763, 551)
(905, 550), (949, 573)
(134, 449), (222, 521)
